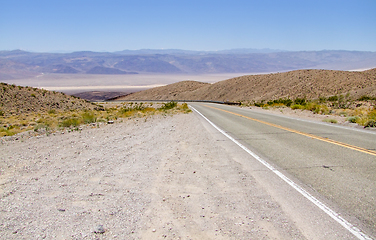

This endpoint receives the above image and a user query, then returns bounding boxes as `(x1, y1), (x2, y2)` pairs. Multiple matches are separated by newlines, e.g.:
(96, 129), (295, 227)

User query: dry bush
(0, 101), (191, 137)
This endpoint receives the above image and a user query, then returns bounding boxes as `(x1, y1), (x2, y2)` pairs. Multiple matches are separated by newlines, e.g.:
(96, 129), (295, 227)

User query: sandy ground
(0, 110), (316, 240)
(249, 106), (352, 126)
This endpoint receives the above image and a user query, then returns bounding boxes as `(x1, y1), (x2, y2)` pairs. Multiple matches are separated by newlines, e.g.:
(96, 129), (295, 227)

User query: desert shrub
(291, 104), (304, 110)
(180, 103), (192, 113)
(0, 128), (15, 137)
(159, 101), (177, 110)
(180, 103), (189, 110)
(310, 104), (329, 114)
(141, 107), (156, 114)
(356, 117), (369, 126)
(323, 118), (337, 124)
(118, 107), (137, 118)
(254, 100), (266, 107)
(347, 116), (359, 123)
(81, 111), (96, 124)
(60, 117), (81, 128)
(254, 102), (264, 107)
(266, 98), (293, 107)
(303, 102), (316, 111)
(178, 103), (191, 113)
(294, 98), (306, 106)
(48, 109), (56, 114)
(319, 97), (327, 103)
(364, 120), (376, 128)
(368, 109), (376, 119)
(0, 125), (21, 136)
(34, 117), (57, 129)
(120, 103), (145, 113)
(282, 99), (293, 107)
(275, 98), (293, 106)
(328, 95), (338, 101)
(270, 103), (285, 108)
(303, 102), (325, 114)
(0, 110), (4, 116)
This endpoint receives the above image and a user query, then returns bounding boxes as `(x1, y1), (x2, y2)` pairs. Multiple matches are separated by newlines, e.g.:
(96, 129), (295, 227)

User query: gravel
(0, 113), (306, 239)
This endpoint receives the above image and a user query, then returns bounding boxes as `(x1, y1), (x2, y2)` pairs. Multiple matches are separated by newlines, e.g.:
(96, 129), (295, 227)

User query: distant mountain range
(1, 49), (376, 80)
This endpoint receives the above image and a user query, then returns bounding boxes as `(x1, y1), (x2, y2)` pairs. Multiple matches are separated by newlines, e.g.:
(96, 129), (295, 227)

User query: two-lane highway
(190, 102), (376, 239)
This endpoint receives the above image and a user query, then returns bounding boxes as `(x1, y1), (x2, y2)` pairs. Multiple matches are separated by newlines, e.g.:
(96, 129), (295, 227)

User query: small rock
(107, 120), (114, 124)
(152, 229), (156, 232)
(94, 225), (105, 234)
(57, 208), (65, 212)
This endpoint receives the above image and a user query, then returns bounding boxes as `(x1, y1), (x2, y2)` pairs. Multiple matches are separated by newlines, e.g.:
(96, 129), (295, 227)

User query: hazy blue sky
(1, 0), (375, 52)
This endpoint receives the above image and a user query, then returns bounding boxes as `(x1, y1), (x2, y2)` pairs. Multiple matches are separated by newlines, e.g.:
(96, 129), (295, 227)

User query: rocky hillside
(116, 68), (376, 102)
(115, 81), (210, 101)
(0, 83), (99, 116)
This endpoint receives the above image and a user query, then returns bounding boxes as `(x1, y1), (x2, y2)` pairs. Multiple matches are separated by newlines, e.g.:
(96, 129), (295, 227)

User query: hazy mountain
(113, 48), (284, 55)
(53, 65), (80, 73)
(114, 49), (201, 55)
(86, 66), (137, 74)
(1, 49), (376, 80)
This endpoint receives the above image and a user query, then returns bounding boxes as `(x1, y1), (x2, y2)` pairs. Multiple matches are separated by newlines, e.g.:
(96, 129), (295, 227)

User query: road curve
(190, 102), (376, 239)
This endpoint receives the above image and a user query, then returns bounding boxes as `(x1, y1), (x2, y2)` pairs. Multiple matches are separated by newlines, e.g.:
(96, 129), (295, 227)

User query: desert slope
(0, 83), (99, 115)
(116, 68), (376, 102)
(115, 81), (210, 101)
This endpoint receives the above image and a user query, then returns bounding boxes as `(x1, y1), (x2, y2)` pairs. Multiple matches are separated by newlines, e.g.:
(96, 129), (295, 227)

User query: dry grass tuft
(0, 101), (190, 137)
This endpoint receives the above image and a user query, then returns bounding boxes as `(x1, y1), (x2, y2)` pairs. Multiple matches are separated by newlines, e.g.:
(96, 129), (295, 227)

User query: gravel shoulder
(1, 112), (310, 240)
(0, 109), (361, 239)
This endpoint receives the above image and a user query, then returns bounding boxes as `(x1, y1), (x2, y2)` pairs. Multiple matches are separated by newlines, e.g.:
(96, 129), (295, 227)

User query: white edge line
(190, 105), (372, 240)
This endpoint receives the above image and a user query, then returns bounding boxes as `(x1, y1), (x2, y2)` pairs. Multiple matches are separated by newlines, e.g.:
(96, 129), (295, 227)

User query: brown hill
(116, 81), (210, 101)
(0, 83), (100, 116)
(116, 68), (376, 102)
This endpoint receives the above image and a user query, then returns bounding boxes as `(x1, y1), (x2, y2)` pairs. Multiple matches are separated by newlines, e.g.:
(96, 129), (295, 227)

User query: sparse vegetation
(0, 97), (191, 137)
(0, 83), (193, 137)
(323, 118), (338, 124)
(252, 95), (376, 128)
(159, 101), (177, 110)
(346, 116), (359, 123)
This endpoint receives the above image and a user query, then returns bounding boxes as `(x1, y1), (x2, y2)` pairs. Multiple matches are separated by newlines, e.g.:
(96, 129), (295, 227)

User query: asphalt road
(190, 102), (376, 239)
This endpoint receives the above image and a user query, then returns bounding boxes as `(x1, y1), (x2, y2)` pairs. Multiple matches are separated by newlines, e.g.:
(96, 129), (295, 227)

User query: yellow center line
(206, 105), (376, 157)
